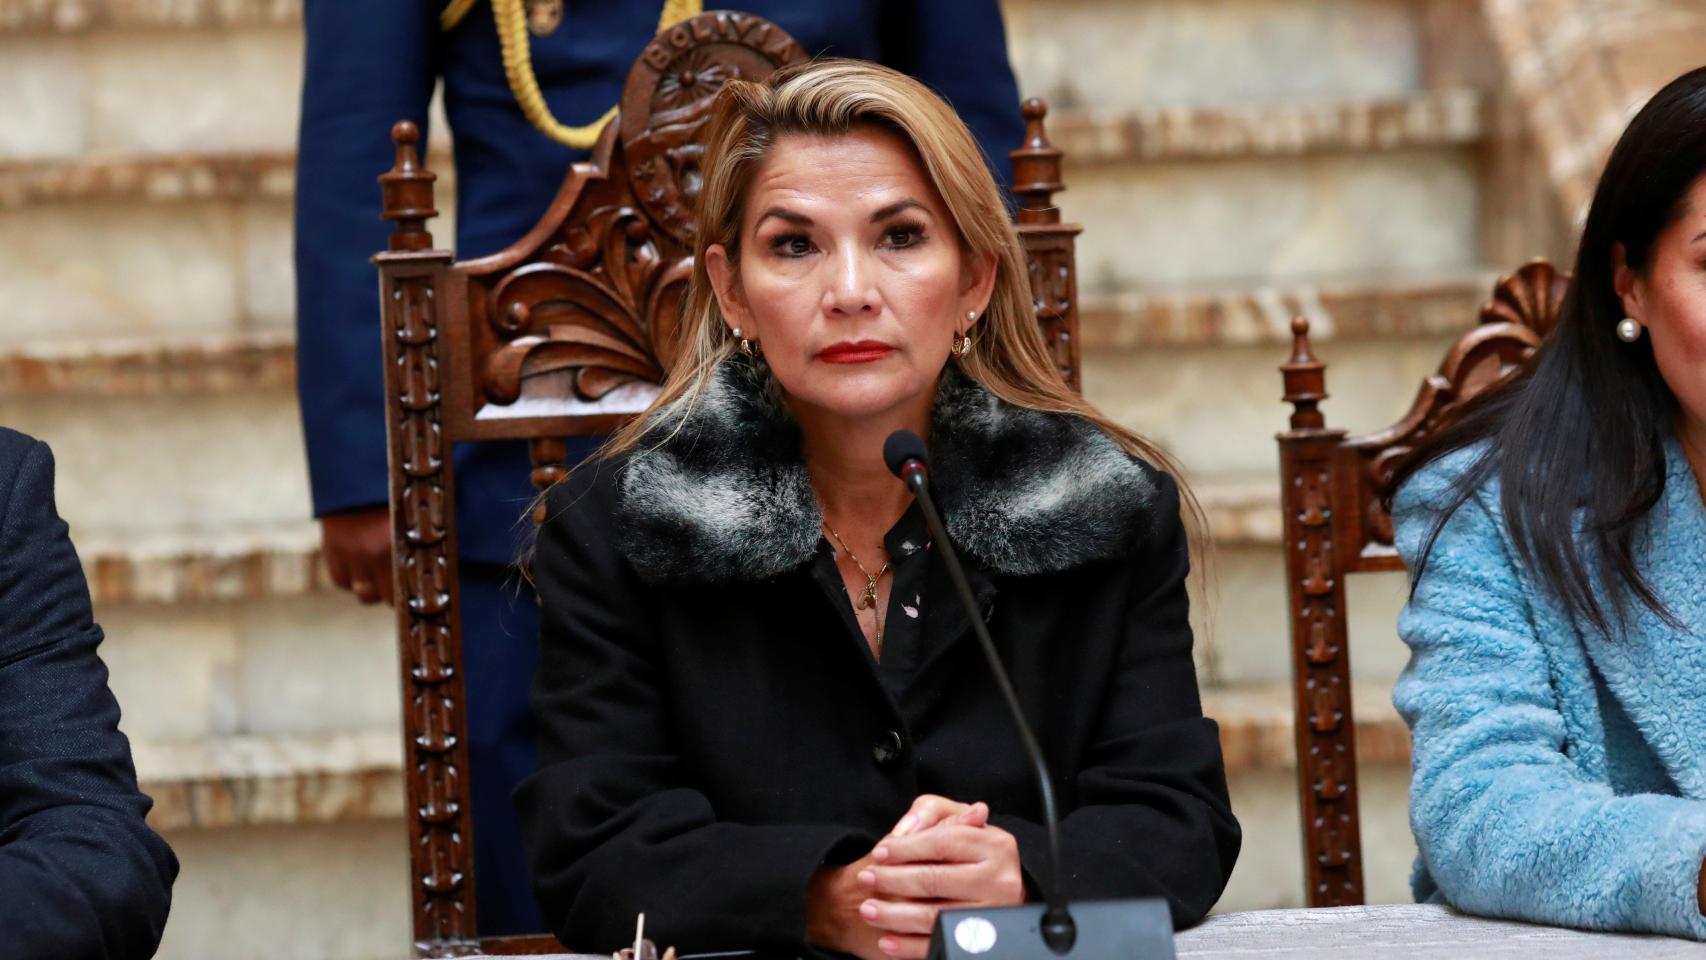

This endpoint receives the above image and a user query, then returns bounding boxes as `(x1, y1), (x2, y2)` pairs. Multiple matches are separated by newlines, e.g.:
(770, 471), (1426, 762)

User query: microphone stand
(885, 430), (1175, 960)
(893, 456), (1075, 953)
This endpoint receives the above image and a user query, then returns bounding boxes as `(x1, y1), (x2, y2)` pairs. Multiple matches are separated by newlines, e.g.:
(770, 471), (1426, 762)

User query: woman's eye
(882, 226), (925, 249)
(769, 235), (814, 257)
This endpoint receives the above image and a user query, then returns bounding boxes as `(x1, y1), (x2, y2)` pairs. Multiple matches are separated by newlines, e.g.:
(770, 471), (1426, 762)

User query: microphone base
(926, 900), (1175, 960)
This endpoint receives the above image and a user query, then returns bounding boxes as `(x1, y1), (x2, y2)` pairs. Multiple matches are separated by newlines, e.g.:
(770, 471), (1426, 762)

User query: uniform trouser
(461, 560), (547, 936)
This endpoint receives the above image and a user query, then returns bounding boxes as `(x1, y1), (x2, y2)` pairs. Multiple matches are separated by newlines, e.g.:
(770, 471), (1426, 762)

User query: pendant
(860, 577), (878, 610)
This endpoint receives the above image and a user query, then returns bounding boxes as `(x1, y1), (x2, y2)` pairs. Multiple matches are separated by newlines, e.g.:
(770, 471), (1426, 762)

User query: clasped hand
(807, 795), (1026, 960)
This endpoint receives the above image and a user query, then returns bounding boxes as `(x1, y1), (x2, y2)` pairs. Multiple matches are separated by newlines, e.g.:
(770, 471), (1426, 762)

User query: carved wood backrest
(1274, 260), (1570, 908)
(372, 11), (1084, 955)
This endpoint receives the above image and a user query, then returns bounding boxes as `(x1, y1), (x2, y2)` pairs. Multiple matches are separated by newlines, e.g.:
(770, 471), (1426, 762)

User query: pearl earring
(1616, 318), (1643, 343)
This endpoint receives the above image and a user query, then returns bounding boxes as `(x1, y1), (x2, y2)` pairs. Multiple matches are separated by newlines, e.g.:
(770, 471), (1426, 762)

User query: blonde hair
(562, 59), (1203, 553)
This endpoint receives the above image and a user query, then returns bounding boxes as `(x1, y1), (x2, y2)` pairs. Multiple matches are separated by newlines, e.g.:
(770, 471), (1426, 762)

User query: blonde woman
(515, 60), (1239, 958)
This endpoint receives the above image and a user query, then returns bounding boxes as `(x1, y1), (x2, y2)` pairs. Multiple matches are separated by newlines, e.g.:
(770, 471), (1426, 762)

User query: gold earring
(734, 328), (761, 357)
(952, 311), (977, 358)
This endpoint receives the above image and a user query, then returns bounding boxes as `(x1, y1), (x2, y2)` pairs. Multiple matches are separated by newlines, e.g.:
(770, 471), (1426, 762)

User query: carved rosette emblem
(620, 11), (805, 245)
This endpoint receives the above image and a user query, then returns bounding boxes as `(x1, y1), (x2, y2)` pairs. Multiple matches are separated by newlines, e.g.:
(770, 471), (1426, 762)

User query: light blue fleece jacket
(1392, 435), (1706, 940)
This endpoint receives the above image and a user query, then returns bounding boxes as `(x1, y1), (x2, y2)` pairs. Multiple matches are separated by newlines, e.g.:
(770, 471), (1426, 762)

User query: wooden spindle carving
(1012, 98), (1065, 225)
(1282, 318), (1327, 431)
(375, 125), (479, 951)
(1275, 260), (1568, 908)
(1277, 315), (1364, 907)
(1311, 745), (1349, 800)
(380, 121), (439, 253)
(528, 437), (570, 525)
(1010, 99), (1084, 391)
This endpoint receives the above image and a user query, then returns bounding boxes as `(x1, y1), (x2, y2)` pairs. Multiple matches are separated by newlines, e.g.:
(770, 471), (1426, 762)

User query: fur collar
(613, 356), (1158, 584)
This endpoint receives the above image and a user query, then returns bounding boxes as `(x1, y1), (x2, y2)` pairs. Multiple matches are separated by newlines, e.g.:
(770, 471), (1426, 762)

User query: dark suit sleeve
(515, 467), (869, 953)
(293, 0), (440, 517)
(0, 436), (178, 960)
(989, 474), (1241, 928)
(880, 0), (1026, 194)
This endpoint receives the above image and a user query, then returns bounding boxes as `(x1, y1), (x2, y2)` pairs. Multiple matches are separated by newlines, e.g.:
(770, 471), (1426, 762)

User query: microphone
(883, 430), (1175, 960)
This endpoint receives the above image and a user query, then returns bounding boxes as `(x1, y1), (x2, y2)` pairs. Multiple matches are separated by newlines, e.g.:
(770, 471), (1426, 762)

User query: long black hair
(1388, 65), (1706, 633)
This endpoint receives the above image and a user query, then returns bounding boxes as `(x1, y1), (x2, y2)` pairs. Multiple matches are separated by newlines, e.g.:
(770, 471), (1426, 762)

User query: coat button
(872, 730), (906, 767)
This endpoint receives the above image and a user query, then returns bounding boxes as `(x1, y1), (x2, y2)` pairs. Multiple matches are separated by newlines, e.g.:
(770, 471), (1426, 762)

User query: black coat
(0, 428), (177, 959)
(515, 361), (1240, 952)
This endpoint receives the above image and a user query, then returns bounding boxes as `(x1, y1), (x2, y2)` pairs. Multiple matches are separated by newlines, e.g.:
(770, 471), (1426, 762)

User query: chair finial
(379, 120), (439, 252)
(1282, 316), (1328, 430)
(1011, 98), (1065, 225)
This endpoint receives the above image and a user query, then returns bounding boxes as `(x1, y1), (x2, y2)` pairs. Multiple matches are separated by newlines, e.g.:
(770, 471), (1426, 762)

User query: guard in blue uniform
(295, 0), (1024, 935)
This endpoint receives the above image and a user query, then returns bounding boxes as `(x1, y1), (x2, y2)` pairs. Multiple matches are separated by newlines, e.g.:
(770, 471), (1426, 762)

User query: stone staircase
(0, 0), (1604, 955)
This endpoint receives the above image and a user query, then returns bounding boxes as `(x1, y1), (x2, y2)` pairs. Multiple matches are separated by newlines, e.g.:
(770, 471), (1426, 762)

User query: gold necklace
(823, 521), (891, 649)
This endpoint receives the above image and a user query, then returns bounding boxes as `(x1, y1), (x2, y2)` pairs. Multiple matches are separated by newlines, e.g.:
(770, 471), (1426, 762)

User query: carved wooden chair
(1275, 259), (1571, 907)
(373, 11), (1085, 956)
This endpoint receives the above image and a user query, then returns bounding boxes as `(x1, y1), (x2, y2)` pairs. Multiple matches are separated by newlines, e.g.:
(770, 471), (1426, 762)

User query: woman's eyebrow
(870, 199), (927, 222)
(755, 207), (813, 229)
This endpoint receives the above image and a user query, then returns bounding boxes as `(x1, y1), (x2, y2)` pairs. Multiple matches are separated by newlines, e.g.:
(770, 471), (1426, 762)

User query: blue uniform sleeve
(880, 0), (1026, 196)
(294, 0), (442, 517)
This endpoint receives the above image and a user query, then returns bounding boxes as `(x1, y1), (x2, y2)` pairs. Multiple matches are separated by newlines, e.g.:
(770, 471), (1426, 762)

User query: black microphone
(883, 429), (1175, 960)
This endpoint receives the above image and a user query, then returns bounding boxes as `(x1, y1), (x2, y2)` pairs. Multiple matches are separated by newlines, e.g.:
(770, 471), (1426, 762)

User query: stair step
(135, 729), (400, 831)
(1080, 270), (1493, 350)
(129, 698), (1402, 830)
(68, 482), (1273, 609)
(1084, 332), (1462, 479)
(1069, 148), (1482, 293)
(1197, 543), (1414, 688)
(98, 590), (398, 740)
(0, 88), (1478, 210)
(0, 0), (300, 32)
(0, 198), (296, 343)
(0, 1), (1435, 160)
(0, 27), (306, 160)
(0, 151), (297, 209)
(0, 331), (294, 395)
(82, 524), (326, 605)
(1204, 681), (1408, 772)
(1198, 482), (1280, 547)
(1056, 88), (1484, 165)
(0, 268), (1490, 397)
(0, 146), (457, 210)
(1004, 0), (1426, 110)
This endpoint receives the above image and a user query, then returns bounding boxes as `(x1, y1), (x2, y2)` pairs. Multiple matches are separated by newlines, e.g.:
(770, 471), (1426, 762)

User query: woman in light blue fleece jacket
(1388, 65), (1706, 941)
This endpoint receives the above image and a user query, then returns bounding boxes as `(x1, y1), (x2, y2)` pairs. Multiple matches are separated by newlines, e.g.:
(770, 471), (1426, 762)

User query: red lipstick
(817, 340), (895, 364)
